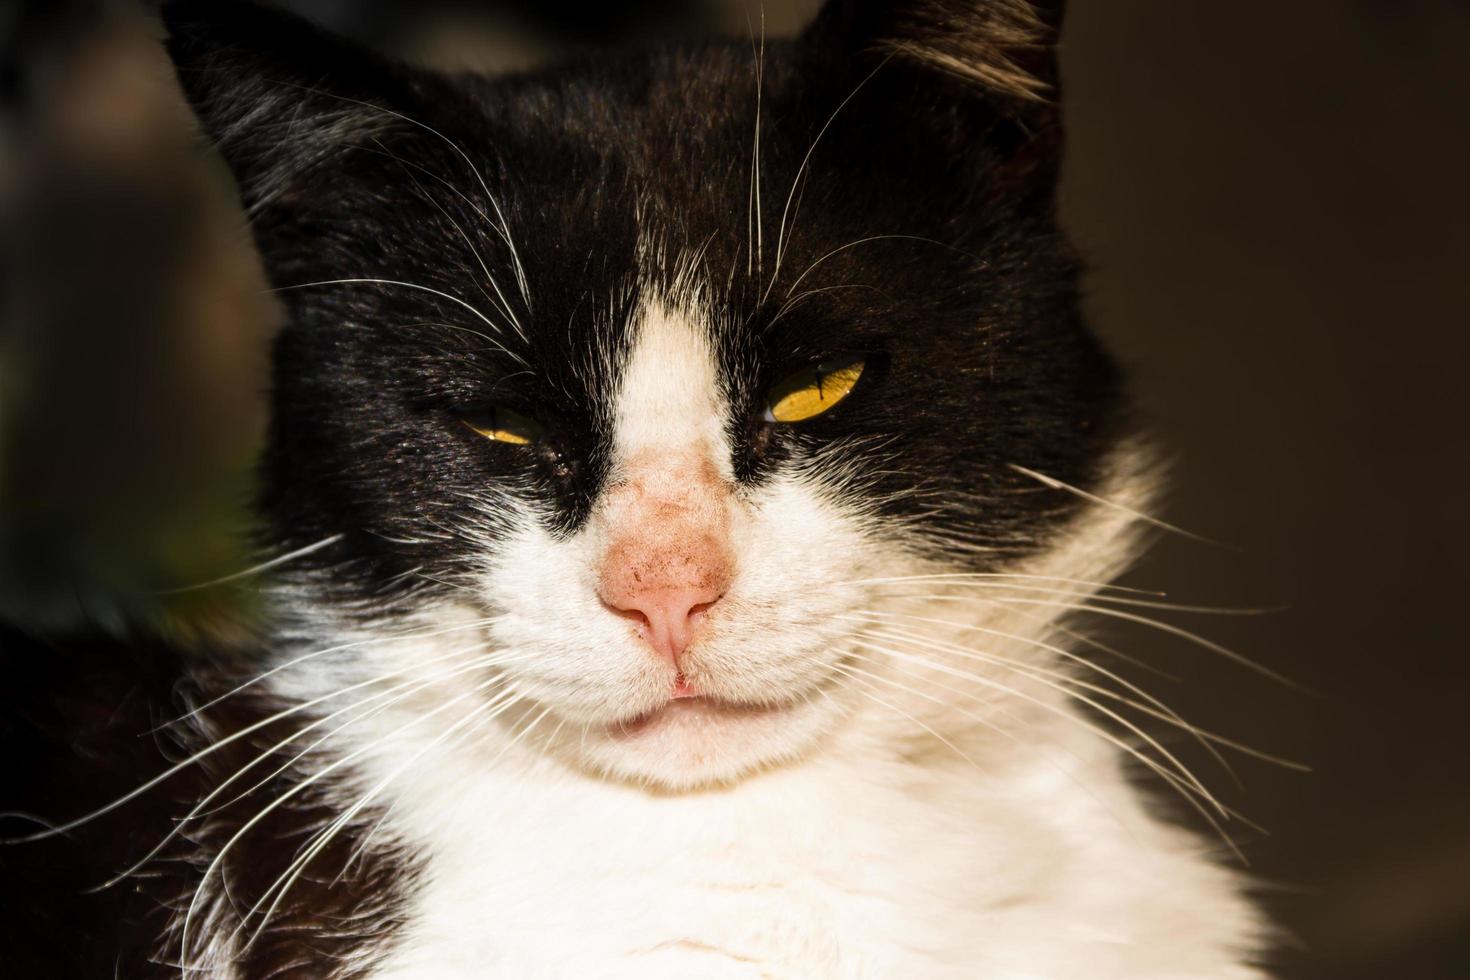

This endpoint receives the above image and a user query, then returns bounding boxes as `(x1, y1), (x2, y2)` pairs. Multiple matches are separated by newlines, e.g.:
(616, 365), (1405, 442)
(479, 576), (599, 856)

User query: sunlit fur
(261, 265), (1268, 975)
(277, 457), (1270, 977)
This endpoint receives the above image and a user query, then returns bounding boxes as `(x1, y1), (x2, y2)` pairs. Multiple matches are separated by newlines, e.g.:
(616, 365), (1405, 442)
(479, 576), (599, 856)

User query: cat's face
(166, 0), (1127, 788)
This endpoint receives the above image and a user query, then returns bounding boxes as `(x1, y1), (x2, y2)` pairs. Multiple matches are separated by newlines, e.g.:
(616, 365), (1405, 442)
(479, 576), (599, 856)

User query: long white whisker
(778, 233), (974, 306)
(766, 58), (890, 303)
(274, 279), (507, 339)
(180, 676), (503, 965)
(242, 689), (544, 949)
(871, 586), (1276, 616)
(843, 570), (1162, 595)
(1053, 621), (1179, 680)
(860, 576), (1272, 616)
(373, 139), (527, 342)
(147, 535), (344, 595)
(832, 666), (987, 767)
(866, 591), (1302, 688)
(766, 282), (883, 332)
(0, 622), (500, 845)
(845, 636), (1225, 817)
(850, 618), (1241, 783)
(167, 616), (509, 727)
(352, 141), (528, 320)
(95, 647), (527, 888)
(835, 659), (1149, 842)
(274, 83), (533, 312)
(842, 643), (1250, 858)
(192, 650), (533, 821)
(848, 613), (1209, 737)
(845, 611), (1306, 773)
(1008, 463), (1229, 548)
(339, 694), (565, 885)
(743, 1), (766, 279)
(392, 319), (524, 364)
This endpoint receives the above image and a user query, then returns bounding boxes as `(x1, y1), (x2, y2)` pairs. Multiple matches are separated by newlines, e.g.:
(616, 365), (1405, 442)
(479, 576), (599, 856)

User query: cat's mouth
(532, 654), (855, 787)
(605, 693), (792, 739)
(538, 660), (854, 789)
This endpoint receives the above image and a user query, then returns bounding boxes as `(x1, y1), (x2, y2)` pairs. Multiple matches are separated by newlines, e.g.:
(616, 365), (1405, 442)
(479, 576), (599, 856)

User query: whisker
(338, 694), (564, 884)
(194, 649), (532, 821)
(165, 615), (508, 727)
(368, 138), (529, 342)
(273, 278), (508, 339)
(180, 676), (505, 965)
(743, 0), (766, 278)
(765, 58), (891, 303)
(766, 282), (883, 332)
(842, 643), (1252, 858)
(859, 576), (1274, 616)
(1008, 463), (1230, 549)
(843, 636), (1224, 816)
(1053, 622), (1179, 681)
(1, 618), (506, 844)
(831, 666), (987, 767)
(845, 614), (1214, 749)
(94, 647), (526, 889)
(146, 535), (344, 595)
(242, 689), (544, 948)
(264, 694), (551, 928)
(834, 660), (1151, 841)
(839, 570), (1164, 596)
(848, 617), (1237, 783)
(272, 83), (534, 312)
(391, 320), (524, 364)
(845, 611), (1307, 773)
(778, 233), (977, 306)
(865, 591), (1303, 689)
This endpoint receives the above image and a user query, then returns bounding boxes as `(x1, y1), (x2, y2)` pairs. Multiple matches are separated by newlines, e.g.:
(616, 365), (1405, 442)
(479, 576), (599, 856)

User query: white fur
(260, 269), (1266, 977)
(609, 290), (731, 466)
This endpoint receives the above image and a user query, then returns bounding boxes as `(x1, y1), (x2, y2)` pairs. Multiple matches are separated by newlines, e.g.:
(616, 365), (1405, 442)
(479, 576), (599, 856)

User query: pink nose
(596, 452), (735, 666)
(601, 584), (724, 665)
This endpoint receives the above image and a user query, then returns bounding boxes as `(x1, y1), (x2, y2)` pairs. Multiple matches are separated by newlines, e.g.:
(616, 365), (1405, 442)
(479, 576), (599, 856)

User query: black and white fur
(0, 1), (1269, 975)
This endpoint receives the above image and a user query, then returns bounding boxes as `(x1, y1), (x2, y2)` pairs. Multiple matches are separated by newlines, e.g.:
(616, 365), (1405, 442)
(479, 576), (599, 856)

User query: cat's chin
(569, 692), (840, 790)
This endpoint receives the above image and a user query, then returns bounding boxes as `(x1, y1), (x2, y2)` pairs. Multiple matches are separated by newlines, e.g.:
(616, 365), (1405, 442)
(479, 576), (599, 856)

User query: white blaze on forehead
(611, 290), (732, 471)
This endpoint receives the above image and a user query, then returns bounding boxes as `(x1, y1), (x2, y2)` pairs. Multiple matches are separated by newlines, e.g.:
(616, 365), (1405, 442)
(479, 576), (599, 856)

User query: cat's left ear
(160, 0), (455, 215)
(809, 0), (1063, 101)
(803, 0), (1066, 174)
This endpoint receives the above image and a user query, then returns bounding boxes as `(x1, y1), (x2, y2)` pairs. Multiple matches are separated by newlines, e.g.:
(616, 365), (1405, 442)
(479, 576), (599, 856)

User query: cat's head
(164, 0), (1137, 789)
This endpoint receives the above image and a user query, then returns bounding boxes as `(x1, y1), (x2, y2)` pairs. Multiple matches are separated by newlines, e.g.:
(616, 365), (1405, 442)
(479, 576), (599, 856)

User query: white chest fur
(363, 723), (1264, 980)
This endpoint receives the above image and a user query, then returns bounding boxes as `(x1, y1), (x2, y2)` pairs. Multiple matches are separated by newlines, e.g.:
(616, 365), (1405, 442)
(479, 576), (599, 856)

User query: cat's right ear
(160, 0), (442, 214)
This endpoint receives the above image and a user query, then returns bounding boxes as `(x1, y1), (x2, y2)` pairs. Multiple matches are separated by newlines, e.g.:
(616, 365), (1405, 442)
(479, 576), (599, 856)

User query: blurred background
(1, 0), (1466, 976)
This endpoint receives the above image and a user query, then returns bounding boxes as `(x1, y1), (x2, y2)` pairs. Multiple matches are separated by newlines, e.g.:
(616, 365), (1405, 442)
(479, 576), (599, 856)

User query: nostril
(600, 587), (724, 664)
(687, 595), (722, 627)
(603, 601), (651, 633)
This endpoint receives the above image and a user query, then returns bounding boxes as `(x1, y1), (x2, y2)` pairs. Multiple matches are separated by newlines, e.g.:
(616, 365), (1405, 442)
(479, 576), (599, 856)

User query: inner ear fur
(805, 0), (1065, 108)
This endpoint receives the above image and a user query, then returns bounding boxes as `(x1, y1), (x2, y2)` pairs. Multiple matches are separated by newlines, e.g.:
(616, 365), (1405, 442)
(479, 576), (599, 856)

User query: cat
(0, 0), (1270, 976)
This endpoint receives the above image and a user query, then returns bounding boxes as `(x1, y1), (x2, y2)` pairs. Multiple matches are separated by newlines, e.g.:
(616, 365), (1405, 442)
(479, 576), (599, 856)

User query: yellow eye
(462, 407), (541, 446)
(766, 357), (866, 423)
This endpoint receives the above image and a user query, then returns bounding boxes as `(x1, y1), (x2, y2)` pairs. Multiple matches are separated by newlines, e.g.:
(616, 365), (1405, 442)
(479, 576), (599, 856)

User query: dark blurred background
(1, 1), (1466, 976)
